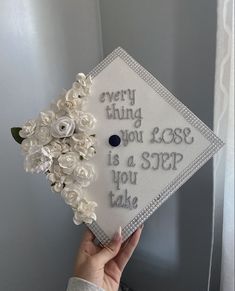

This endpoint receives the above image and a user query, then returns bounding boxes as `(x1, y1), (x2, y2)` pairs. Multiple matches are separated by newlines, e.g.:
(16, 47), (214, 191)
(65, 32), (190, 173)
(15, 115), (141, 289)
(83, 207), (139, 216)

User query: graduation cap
(11, 47), (224, 245)
(85, 47), (224, 243)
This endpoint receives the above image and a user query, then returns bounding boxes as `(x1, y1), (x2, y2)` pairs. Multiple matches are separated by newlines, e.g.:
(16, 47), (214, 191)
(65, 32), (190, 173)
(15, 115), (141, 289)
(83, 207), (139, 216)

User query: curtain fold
(212, 0), (234, 290)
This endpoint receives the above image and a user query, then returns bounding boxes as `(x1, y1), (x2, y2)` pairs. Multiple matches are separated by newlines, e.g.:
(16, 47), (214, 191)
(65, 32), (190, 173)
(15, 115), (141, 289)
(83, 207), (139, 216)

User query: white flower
(58, 152), (79, 174)
(44, 140), (63, 158)
(76, 112), (96, 132)
(46, 138), (70, 158)
(72, 73), (92, 97)
(65, 88), (86, 105)
(47, 164), (64, 182)
(47, 164), (65, 192)
(61, 185), (82, 208)
(21, 137), (38, 153)
(82, 147), (96, 160)
(16, 72), (98, 226)
(76, 146), (96, 160)
(19, 119), (37, 138)
(57, 91), (84, 113)
(51, 116), (75, 138)
(73, 163), (95, 187)
(52, 182), (64, 193)
(71, 133), (95, 147)
(40, 110), (56, 126)
(74, 144), (96, 161)
(71, 133), (96, 159)
(60, 139), (71, 153)
(35, 126), (52, 145)
(24, 146), (53, 173)
(46, 163), (74, 192)
(73, 198), (97, 225)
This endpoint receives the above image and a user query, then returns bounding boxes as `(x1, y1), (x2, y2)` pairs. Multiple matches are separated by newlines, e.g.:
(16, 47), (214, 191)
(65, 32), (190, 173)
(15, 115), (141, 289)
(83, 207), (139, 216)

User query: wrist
(74, 260), (103, 288)
(67, 277), (105, 291)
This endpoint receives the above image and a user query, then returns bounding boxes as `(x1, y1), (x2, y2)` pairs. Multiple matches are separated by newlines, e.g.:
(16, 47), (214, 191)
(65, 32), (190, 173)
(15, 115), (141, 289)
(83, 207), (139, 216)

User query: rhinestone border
(86, 47), (224, 244)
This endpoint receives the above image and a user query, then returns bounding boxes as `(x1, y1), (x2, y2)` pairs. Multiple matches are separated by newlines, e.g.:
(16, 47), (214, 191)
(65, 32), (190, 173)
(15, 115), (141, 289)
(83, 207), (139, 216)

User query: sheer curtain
(212, 0), (234, 291)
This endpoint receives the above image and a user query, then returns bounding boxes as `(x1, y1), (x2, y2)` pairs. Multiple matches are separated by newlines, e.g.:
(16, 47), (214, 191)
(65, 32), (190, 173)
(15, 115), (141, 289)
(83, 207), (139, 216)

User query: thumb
(96, 226), (122, 264)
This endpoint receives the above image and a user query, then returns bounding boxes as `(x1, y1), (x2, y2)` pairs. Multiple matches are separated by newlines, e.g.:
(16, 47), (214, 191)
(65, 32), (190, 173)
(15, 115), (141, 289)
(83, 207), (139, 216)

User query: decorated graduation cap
(11, 47), (224, 244)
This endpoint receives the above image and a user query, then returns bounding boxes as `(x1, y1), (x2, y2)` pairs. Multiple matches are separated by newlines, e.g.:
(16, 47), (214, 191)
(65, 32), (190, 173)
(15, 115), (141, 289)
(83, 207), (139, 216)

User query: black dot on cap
(109, 135), (121, 147)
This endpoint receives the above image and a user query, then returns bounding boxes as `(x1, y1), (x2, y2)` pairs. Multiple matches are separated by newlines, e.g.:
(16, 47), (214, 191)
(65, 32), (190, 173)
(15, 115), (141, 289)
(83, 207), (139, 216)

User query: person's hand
(73, 226), (143, 291)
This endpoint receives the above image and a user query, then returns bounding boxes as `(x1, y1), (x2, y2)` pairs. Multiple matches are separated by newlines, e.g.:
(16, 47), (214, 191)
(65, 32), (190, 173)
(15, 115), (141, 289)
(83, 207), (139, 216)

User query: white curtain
(213, 0), (234, 291)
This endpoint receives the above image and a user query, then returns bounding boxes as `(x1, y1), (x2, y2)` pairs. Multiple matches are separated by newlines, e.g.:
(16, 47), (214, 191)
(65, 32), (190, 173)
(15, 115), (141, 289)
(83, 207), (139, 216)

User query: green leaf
(11, 127), (24, 144)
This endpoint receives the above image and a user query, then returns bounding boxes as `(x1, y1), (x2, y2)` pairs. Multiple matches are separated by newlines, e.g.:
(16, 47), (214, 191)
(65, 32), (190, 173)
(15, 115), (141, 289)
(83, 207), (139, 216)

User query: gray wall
(0, 1), (102, 290)
(99, 1), (216, 291)
(0, 0), (217, 290)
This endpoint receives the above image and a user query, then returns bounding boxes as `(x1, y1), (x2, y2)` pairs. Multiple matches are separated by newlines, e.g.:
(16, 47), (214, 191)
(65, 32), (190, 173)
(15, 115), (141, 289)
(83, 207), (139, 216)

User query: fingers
(95, 226), (122, 264)
(115, 225), (143, 271)
(81, 228), (96, 243)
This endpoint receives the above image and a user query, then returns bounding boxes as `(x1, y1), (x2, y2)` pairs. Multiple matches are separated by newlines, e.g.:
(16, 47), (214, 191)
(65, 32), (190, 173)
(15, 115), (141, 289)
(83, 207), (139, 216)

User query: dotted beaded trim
(87, 221), (111, 245)
(87, 47), (224, 244)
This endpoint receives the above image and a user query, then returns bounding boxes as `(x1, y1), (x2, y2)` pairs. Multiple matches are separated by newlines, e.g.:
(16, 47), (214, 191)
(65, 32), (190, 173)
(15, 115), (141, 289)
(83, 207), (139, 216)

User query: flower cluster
(18, 73), (97, 225)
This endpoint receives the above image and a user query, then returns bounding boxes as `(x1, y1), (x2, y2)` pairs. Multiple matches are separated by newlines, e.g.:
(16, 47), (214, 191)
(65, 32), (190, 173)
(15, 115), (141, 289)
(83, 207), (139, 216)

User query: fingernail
(140, 224), (144, 229)
(113, 226), (122, 242)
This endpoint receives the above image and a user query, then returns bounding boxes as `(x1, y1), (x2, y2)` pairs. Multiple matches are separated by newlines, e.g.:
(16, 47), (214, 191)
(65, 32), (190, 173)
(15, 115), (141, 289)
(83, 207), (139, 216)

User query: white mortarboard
(85, 47), (224, 244)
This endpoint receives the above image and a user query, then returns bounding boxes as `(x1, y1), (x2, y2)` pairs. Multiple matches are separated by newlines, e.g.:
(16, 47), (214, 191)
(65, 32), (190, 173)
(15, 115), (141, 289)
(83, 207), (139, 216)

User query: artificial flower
(76, 112), (96, 132)
(73, 163), (95, 187)
(73, 198), (97, 225)
(72, 73), (92, 97)
(71, 133), (95, 159)
(44, 140), (62, 158)
(13, 72), (98, 226)
(61, 184), (82, 208)
(58, 151), (79, 174)
(50, 116), (75, 138)
(40, 110), (56, 126)
(47, 163), (70, 192)
(24, 146), (52, 173)
(57, 91), (84, 113)
(82, 146), (96, 160)
(21, 137), (38, 153)
(35, 126), (52, 145)
(19, 119), (37, 138)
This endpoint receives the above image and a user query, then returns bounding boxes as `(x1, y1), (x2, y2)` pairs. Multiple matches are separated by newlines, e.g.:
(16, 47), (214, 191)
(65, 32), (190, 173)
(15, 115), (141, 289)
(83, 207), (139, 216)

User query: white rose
(71, 133), (95, 148)
(73, 163), (95, 187)
(52, 138), (71, 154)
(35, 126), (52, 145)
(72, 73), (92, 97)
(61, 185), (82, 208)
(73, 198), (97, 225)
(24, 146), (53, 173)
(40, 110), (56, 126)
(60, 140), (70, 153)
(45, 140), (62, 158)
(74, 146), (96, 161)
(19, 119), (37, 138)
(71, 133), (96, 159)
(75, 146), (96, 160)
(47, 163), (75, 192)
(83, 146), (96, 160)
(57, 91), (84, 113)
(51, 116), (75, 138)
(58, 152), (79, 174)
(47, 164), (64, 181)
(51, 182), (64, 193)
(21, 137), (38, 153)
(76, 112), (96, 132)
(65, 88), (86, 105)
